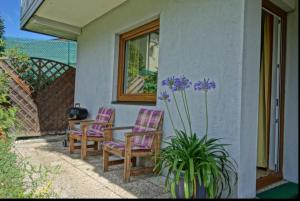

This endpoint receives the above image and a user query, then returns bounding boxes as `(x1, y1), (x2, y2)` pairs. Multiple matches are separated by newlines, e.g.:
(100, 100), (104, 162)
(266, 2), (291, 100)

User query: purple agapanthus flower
(172, 76), (192, 91)
(162, 75), (192, 92)
(158, 91), (171, 102)
(162, 76), (175, 90)
(194, 78), (216, 91)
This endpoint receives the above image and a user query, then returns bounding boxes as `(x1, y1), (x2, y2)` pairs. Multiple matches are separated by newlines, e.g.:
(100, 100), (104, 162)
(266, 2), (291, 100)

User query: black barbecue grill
(63, 103), (88, 147)
(66, 103), (88, 120)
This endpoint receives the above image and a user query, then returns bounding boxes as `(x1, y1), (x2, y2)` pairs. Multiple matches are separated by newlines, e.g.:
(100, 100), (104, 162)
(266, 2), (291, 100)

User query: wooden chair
(102, 108), (164, 182)
(68, 107), (115, 160)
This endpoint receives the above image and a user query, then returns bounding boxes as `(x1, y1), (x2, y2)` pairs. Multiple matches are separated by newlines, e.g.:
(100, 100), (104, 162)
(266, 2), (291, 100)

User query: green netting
(3, 37), (77, 67)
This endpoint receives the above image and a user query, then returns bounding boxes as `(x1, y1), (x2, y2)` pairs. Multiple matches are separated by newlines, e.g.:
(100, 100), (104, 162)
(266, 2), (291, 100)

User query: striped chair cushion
(103, 141), (151, 154)
(92, 107), (114, 131)
(72, 107), (114, 138)
(132, 108), (163, 149)
(72, 129), (104, 138)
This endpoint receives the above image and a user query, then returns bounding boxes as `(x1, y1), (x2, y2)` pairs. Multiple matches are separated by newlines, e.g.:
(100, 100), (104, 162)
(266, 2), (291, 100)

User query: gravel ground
(14, 135), (171, 198)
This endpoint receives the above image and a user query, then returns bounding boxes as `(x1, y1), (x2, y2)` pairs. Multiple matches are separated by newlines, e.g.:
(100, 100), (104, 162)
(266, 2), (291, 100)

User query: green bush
(0, 138), (60, 198)
(0, 17), (60, 198)
(0, 73), (59, 198)
(0, 73), (17, 135)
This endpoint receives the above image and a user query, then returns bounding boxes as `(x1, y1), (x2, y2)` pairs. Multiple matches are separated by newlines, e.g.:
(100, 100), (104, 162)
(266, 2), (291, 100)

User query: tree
(0, 16), (5, 53)
(0, 16), (4, 38)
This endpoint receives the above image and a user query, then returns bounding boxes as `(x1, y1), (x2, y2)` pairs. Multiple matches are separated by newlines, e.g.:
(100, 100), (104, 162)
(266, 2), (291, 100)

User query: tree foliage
(0, 16), (5, 54)
(0, 73), (17, 135)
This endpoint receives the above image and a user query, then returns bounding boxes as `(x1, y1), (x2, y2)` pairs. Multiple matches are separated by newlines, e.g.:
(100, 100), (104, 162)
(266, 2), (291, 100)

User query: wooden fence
(0, 57), (75, 136)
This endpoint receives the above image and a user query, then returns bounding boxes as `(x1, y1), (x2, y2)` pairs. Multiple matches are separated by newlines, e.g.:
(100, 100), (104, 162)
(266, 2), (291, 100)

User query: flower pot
(175, 173), (207, 198)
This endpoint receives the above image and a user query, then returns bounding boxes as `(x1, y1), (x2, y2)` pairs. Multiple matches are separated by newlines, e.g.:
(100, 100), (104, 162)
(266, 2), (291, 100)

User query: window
(117, 19), (160, 103)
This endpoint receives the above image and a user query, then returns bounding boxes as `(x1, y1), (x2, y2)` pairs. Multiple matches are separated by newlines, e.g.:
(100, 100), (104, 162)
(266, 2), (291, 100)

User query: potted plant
(154, 76), (237, 198)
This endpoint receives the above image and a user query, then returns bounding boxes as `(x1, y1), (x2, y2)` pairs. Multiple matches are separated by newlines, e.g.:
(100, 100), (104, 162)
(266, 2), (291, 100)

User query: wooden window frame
(256, 0), (287, 190)
(117, 19), (160, 103)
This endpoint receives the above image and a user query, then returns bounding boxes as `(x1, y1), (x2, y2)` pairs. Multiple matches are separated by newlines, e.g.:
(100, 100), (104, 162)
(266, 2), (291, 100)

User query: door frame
(256, 0), (287, 190)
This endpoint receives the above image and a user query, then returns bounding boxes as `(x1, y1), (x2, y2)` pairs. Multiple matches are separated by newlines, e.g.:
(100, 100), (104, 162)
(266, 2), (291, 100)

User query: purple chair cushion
(131, 108), (163, 149)
(91, 107), (114, 131)
(72, 129), (104, 138)
(103, 141), (151, 154)
(71, 107), (114, 138)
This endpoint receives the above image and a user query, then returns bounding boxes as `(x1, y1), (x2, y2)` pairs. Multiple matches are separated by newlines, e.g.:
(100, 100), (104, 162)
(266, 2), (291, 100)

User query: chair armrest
(68, 119), (94, 130)
(124, 131), (163, 155)
(125, 130), (162, 139)
(80, 121), (113, 127)
(92, 122), (114, 127)
(103, 126), (134, 131)
(80, 122), (114, 135)
(68, 119), (95, 124)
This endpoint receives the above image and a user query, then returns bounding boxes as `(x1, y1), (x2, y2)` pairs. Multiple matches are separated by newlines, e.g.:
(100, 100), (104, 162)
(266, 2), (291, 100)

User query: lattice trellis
(0, 59), (39, 136)
(0, 58), (75, 136)
(24, 57), (72, 91)
(5, 57), (73, 91)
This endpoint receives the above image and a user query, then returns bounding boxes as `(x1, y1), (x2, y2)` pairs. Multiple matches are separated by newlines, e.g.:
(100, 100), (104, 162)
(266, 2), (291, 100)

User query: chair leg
(124, 155), (131, 182)
(69, 137), (74, 154)
(81, 138), (87, 160)
(94, 141), (98, 151)
(103, 149), (109, 172)
(99, 142), (103, 155)
(131, 157), (137, 167)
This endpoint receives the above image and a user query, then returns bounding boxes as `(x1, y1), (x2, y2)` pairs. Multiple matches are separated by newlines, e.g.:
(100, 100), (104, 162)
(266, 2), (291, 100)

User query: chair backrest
(91, 107), (114, 132)
(132, 108), (164, 149)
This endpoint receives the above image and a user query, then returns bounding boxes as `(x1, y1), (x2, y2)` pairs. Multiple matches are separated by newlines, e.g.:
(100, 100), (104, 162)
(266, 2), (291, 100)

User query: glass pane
(123, 31), (159, 94)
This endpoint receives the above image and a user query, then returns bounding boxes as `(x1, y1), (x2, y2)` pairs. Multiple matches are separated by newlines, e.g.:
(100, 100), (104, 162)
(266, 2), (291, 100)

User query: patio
(14, 135), (171, 198)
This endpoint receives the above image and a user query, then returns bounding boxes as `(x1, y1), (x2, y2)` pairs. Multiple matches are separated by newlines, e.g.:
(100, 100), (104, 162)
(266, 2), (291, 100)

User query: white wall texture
(76, 0), (246, 173)
(283, 0), (298, 184)
(73, 0), (295, 197)
(238, 0), (261, 198)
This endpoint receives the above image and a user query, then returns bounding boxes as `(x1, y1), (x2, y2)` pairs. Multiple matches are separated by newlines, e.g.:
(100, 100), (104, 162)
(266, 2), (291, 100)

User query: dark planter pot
(175, 174), (207, 198)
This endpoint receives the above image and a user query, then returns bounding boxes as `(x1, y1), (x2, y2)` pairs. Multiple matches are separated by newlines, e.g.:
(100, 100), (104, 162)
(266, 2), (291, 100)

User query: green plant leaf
(175, 162), (185, 185)
(184, 171), (190, 198)
(170, 181), (176, 198)
(189, 158), (194, 182)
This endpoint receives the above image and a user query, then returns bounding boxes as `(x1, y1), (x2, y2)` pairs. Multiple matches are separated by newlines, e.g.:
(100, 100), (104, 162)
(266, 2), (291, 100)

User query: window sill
(111, 101), (156, 106)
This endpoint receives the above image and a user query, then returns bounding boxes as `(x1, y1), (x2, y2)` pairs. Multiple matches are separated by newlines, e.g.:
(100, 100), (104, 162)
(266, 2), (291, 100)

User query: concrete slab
(14, 136), (171, 198)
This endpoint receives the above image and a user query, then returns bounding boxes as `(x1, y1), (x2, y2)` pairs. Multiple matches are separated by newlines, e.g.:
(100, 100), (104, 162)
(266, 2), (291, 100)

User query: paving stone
(14, 136), (171, 198)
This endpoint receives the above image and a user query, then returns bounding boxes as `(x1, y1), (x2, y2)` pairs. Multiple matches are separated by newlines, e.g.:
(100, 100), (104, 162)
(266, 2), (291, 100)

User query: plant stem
(204, 90), (208, 137)
(193, 179), (197, 198)
(164, 100), (176, 132)
(181, 90), (192, 135)
(172, 91), (187, 133)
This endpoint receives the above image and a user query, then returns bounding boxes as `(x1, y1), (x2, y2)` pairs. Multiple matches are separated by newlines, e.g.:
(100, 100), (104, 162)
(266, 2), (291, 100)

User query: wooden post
(103, 148), (109, 172)
(124, 136), (132, 182)
(81, 124), (88, 160)
(131, 157), (137, 167)
(69, 136), (74, 154)
(94, 141), (98, 151)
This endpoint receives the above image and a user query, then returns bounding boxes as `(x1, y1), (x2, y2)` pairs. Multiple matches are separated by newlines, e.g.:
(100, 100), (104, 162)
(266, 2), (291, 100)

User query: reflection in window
(124, 31), (159, 94)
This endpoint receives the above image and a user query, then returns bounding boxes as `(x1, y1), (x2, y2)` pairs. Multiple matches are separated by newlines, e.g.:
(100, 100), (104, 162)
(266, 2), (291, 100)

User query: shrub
(0, 73), (17, 136)
(0, 73), (60, 198)
(0, 138), (60, 198)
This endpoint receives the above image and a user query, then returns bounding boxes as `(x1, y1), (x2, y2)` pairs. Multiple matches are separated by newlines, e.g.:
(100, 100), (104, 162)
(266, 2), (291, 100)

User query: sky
(0, 0), (55, 40)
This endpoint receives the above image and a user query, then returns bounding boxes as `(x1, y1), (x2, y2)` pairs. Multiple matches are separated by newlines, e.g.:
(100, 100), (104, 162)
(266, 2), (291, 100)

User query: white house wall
(284, 0), (298, 184)
(239, 0), (261, 197)
(75, 0), (262, 198)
